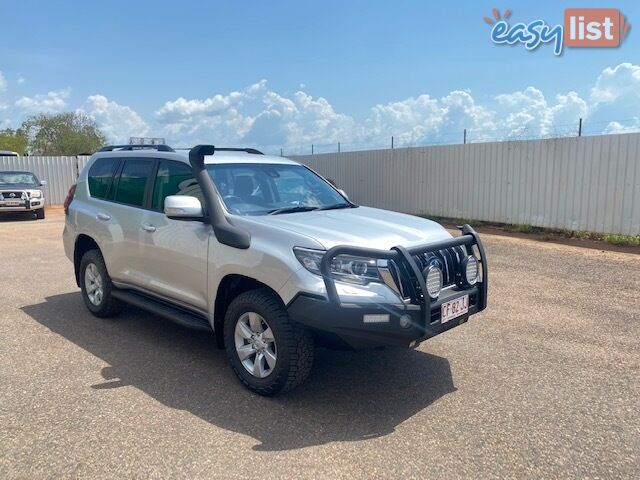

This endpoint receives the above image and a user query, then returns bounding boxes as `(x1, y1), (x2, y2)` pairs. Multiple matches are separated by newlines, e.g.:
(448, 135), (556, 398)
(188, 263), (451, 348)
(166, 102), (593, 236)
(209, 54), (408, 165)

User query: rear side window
(88, 158), (118, 199)
(112, 159), (153, 208)
(151, 160), (203, 211)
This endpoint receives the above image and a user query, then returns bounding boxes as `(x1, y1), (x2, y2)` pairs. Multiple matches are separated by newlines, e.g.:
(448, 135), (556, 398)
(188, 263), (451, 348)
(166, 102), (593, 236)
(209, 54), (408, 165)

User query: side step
(112, 289), (212, 331)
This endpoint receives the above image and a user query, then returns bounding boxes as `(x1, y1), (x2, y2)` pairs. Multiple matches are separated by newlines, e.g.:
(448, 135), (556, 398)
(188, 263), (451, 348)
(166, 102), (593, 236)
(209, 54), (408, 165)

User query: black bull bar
(319, 224), (488, 328)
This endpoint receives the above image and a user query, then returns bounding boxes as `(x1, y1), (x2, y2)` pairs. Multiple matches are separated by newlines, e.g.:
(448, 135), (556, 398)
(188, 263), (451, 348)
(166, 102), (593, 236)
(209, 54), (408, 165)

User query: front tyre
(224, 289), (314, 396)
(79, 249), (124, 318)
(35, 208), (45, 220)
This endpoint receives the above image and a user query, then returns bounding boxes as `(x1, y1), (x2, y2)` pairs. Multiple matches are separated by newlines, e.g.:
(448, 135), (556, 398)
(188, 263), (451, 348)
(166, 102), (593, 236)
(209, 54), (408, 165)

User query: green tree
(0, 128), (28, 155)
(21, 112), (106, 155)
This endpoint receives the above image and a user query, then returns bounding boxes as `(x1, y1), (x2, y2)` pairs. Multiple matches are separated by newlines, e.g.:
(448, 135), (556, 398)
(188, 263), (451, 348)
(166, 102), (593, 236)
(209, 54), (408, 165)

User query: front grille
(412, 245), (466, 287)
(0, 191), (25, 200)
(391, 245), (468, 304)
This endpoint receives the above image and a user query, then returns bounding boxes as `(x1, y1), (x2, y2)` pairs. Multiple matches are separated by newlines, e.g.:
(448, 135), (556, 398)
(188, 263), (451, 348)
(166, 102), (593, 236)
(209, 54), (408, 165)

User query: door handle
(141, 223), (156, 233)
(96, 213), (111, 221)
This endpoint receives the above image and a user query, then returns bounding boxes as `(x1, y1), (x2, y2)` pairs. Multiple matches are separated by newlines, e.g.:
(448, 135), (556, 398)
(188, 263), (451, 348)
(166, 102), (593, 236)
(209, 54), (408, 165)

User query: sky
(0, 0), (639, 154)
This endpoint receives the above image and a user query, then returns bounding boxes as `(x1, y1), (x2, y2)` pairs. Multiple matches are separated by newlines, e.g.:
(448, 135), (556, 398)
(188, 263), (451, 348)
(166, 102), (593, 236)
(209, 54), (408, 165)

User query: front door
(136, 159), (210, 312)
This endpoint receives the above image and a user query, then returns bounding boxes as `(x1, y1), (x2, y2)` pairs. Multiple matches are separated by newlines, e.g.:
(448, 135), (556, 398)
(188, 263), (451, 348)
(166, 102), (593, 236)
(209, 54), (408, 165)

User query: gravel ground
(1, 208), (639, 479)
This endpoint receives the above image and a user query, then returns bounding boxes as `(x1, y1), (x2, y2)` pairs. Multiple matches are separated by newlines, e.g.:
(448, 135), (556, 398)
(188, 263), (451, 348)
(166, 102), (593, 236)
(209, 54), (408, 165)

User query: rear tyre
(224, 289), (314, 396)
(79, 249), (124, 317)
(36, 208), (45, 220)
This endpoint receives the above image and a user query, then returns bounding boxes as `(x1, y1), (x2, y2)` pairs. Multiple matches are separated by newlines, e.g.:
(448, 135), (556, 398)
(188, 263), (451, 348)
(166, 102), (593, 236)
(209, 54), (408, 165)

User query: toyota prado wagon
(63, 144), (488, 395)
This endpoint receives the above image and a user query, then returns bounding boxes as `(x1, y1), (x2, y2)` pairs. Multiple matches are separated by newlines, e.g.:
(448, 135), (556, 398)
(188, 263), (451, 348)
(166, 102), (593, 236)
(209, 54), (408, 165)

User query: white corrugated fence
(293, 133), (640, 236)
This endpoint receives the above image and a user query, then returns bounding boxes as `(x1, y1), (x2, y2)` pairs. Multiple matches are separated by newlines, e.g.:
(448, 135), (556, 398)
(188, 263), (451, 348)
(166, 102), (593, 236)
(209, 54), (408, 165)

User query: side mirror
(40, 180), (48, 186)
(164, 195), (203, 219)
(338, 189), (348, 200)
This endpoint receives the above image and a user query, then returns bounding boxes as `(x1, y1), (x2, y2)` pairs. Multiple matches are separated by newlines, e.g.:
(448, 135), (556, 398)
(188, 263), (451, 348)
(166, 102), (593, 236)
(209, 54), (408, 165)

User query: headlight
(30, 190), (42, 198)
(462, 255), (479, 286)
(293, 247), (381, 285)
(425, 265), (443, 299)
(293, 248), (324, 275)
(330, 255), (380, 284)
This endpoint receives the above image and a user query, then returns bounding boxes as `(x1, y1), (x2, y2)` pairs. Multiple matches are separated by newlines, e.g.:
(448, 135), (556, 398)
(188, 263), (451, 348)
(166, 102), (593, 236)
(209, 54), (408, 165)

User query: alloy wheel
(234, 312), (277, 378)
(84, 263), (104, 306)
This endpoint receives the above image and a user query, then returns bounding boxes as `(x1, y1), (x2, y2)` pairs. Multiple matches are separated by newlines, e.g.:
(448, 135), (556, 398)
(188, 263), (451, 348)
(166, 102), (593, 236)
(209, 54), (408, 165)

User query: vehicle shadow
(0, 211), (37, 222)
(22, 293), (456, 451)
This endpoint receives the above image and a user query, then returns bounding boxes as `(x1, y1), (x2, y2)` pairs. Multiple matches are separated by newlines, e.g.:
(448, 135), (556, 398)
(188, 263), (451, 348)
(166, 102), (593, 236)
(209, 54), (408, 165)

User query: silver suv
(63, 144), (488, 395)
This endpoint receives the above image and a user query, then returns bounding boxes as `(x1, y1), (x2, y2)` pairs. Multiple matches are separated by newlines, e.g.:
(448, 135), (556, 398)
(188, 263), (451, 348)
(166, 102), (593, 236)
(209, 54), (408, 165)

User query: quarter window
(112, 159), (153, 208)
(151, 160), (203, 211)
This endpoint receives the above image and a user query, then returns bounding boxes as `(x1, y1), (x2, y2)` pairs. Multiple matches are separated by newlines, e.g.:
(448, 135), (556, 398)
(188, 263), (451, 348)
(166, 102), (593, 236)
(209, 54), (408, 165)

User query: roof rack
(98, 144), (175, 152)
(174, 147), (263, 155)
(215, 147), (264, 155)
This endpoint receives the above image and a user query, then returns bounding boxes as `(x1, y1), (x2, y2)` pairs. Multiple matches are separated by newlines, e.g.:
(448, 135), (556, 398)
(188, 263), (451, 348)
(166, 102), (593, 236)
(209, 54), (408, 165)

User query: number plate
(441, 295), (469, 323)
(4, 201), (21, 206)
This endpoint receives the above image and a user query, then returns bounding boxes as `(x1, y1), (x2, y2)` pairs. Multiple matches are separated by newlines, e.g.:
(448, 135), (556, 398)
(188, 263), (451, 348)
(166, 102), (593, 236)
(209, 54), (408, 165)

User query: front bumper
(286, 225), (488, 349)
(0, 198), (44, 212)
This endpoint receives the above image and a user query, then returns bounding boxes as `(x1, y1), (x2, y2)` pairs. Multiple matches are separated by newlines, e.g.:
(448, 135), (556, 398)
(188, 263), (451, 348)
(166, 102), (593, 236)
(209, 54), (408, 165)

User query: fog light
(464, 256), (479, 285)
(363, 314), (389, 324)
(425, 266), (443, 299)
(399, 314), (412, 329)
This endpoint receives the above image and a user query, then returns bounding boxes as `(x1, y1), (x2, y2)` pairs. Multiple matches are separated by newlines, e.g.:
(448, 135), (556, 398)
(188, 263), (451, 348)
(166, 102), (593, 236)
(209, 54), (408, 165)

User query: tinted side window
(88, 158), (117, 199)
(151, 160), (203, 211)
(112, 159), (153, 208)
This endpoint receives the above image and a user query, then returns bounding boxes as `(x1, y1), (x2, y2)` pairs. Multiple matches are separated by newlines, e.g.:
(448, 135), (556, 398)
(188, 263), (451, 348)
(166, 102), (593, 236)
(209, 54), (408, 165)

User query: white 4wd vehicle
(63, 144), (487, 395)
(0, 170), (47, 219)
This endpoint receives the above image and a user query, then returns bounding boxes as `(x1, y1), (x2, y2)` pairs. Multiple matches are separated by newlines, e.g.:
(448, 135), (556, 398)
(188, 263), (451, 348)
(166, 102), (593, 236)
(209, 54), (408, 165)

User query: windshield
(206, 163), (350, 216)
(0, 172), (38, 185)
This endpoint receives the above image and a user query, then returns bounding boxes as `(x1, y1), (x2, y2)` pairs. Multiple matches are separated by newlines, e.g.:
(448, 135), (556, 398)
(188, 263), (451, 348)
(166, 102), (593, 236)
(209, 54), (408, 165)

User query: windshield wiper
(267, 205), (320, 215)
(316, 203), (354, 211)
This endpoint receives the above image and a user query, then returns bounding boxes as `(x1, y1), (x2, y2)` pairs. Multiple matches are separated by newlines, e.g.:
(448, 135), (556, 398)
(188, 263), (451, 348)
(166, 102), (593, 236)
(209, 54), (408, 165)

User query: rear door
(137, 159), (210, 312)
(103, 158), (155, 285)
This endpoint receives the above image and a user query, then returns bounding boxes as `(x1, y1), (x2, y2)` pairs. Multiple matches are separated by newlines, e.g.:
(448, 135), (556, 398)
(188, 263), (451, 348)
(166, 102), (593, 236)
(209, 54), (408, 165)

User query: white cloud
(590, 63), (640, 104)
(155, 80), (266, 145)
(80, 95), (149, 142)
(151, 63), (640, 150)
(601, 117), (640, 135)
(366, 90), (498, 146)
(488, 87), (588, 139)
(367, 94), (443, 146)
(547, 92), (588, 128)
(1, 62), (639, 150)
(0, 72), (7, 94)
(0, 72), (7, 112)
(243, 90), (359, 148)
(586, 63), (640, 133)
(17, 75), (25, 85)
(15, 88), (70, 113)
